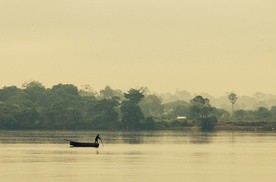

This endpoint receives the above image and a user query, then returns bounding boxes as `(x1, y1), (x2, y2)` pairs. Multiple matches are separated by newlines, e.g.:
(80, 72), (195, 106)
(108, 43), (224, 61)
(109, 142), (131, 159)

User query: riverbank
(1, 121), (276, 132)
(215, 122), (276, 132)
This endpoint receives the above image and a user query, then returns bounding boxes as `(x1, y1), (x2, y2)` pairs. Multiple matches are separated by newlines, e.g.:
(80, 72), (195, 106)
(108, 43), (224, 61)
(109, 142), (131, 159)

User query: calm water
(0, 131), (276, 182)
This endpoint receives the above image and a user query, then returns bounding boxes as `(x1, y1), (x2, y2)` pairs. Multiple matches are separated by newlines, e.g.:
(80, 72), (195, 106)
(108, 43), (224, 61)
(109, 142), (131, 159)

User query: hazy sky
(1, 0), (275, 96)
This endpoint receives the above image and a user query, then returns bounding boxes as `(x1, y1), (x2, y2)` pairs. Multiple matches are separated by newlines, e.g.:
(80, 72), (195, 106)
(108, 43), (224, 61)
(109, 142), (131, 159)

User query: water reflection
(121, 132), (144, 144)
(1, 130), (276, 146)
(1, 131), (276, 182)
(0, 130), (218, 145)
(189, 132), (214, 144)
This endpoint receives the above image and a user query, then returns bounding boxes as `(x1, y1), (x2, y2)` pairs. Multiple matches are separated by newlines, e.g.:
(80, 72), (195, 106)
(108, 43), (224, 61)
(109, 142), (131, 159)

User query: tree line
(0, 81), (276, 131)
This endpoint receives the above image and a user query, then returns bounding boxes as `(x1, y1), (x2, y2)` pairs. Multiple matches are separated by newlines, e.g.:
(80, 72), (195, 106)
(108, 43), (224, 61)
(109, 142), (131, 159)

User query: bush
(140, 117), (156, 130)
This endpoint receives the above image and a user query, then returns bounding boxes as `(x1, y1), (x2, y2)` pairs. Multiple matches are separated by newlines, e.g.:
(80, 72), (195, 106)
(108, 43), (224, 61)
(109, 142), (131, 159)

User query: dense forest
(0, 81), (276, 131)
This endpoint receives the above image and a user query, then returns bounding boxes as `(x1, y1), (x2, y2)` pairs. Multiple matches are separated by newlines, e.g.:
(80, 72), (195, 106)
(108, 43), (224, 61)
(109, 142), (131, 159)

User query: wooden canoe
(69, 141), (99, 148)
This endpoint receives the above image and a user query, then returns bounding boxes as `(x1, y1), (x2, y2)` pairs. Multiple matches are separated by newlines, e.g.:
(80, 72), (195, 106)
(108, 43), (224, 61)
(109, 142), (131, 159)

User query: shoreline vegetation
(1, 124), (275, 132)
(1, 81), (276, 132)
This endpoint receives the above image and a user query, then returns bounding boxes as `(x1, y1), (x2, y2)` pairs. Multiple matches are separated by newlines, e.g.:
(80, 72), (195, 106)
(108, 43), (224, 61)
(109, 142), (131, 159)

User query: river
(0, 131), (276, 182)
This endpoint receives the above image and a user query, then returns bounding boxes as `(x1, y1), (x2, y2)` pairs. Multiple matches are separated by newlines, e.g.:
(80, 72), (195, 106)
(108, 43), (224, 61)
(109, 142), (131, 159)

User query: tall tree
(121, 100), (144, 130)
(121, 88), (145, 130)
(228, 92), (238, 114)
(189, 95), (217, 131)
(139, 94), (163, 117)
(89, 99), (119, 129)
(189, 96), (213, 120)
(124, 88), (144, 104)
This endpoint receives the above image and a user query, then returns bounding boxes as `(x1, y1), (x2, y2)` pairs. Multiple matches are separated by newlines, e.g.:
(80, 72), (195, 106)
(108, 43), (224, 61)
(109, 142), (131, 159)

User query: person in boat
(95, 134), (102, 144)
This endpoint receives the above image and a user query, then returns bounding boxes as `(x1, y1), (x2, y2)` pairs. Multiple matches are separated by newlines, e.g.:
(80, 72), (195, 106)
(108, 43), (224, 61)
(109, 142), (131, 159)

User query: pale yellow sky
(0, 0), (276, 96)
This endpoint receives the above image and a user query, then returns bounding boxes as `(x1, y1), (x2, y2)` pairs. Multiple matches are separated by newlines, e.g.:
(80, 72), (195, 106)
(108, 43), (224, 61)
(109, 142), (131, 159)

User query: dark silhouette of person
(95, 134), (102, 144)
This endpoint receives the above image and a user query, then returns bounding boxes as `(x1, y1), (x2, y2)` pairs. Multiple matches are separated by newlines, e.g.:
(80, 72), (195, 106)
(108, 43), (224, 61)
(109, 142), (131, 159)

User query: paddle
(100, 139), (104, 147)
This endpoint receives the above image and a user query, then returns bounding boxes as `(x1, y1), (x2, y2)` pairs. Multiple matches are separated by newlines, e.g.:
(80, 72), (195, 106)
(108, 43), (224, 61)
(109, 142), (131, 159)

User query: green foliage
(189, 96), (217, 131)
(23, 81), (46, 103)
(120, 88), (145, 130)
(52, 84), (79, 96)
(140, 94), (163, 117)
(228, 92), (238, 104)
(0, 103), (19, 129)
(228, 92), (238, 113)
(189, 96), (214, 121)
(89, 99), (119, 129)
(124, 88), (144, 104)
(270, 106), (276, 121)
(0, 86), (19, 101)
(140, 117), (156, 130)
(254, 107), (272, 120)
(233, 109), (248, 119)
(214, 108), (230, 122)
(0, 82), (275, 131)
(100, 85), (123, 100)
(162, 100), (189, 121)
(200, 116), (217, 132)
(232, 107), (273, 123)
(121, 100), (144, 130)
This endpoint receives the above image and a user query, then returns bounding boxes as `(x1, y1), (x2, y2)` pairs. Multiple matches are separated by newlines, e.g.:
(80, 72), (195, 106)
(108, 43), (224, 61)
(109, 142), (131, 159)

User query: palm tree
(228, 92), (238, 114)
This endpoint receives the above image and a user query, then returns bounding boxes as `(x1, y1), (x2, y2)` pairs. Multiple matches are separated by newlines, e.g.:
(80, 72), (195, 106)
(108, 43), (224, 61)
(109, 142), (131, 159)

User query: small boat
(69, 140), (99, 148)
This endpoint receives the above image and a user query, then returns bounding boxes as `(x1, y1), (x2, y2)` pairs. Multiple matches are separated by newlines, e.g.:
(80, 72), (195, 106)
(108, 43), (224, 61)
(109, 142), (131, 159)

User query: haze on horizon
(1, 0), (275, 97)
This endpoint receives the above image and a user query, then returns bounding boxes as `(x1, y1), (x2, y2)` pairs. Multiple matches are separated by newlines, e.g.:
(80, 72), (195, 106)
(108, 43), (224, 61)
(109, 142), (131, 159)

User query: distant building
(176, 116), (187, 121)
